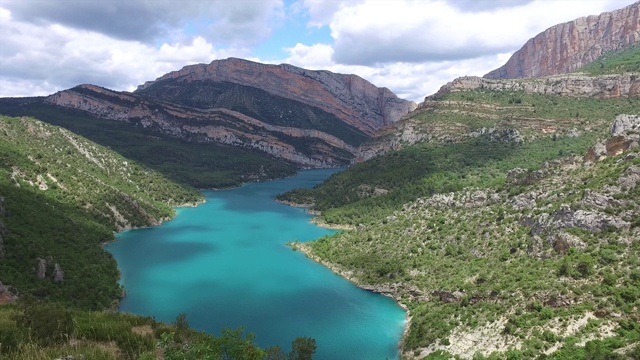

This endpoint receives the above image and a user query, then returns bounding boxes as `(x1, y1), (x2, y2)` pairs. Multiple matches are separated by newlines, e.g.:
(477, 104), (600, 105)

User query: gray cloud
(332, 35), (511, 66)
(2, 0), (282, 46)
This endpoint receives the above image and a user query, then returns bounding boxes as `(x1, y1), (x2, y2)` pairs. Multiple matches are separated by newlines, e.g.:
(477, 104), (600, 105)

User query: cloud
(326, 0), (634, 65)
(1, 0), (283, 46)
(0, 12), (250, 97)
(278, 42), (510, 102)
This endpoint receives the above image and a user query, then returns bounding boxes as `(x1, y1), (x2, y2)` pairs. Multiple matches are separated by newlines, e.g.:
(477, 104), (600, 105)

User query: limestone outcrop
(429, 74), (640, 100)
(485, 2), (640, 79)
(585, 114), (640, 161)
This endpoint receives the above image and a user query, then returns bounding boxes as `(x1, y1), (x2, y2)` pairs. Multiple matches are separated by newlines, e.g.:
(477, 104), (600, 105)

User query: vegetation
(283, 87), (640, 358)
(279, 90), (640, 226)
(304, 146), (640, 358)
(0, 115), (205, 308)
(577, 44), (640, 75)
(0, 100), (297, 189)
(0, 303), (316, 359)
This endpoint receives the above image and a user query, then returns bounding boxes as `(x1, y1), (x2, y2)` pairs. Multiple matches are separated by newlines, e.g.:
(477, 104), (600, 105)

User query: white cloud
(278, 42), (509, 102)
(0, 0), (636, 103)
(0, 11), (250, 97)
(327, 0), (634, 65)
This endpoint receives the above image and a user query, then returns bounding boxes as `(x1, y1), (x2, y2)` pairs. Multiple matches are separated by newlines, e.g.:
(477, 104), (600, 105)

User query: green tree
(289, 337), (317, 360)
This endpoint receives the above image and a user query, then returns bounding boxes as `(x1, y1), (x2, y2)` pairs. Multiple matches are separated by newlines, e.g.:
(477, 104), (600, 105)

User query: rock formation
(485, 1), (640, 79)
(429, 74), (640, 100)
(0, 281), (17, 304)
(585, 114), (640, 161)
(45, 58), (415, 168)
(137, 58), (416, 135)
(53, 263), (64, 283)
(36, 257), (47, 279)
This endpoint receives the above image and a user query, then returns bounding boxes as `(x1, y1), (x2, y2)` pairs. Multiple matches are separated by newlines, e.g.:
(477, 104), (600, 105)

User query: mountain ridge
(485, 1), (640, 79)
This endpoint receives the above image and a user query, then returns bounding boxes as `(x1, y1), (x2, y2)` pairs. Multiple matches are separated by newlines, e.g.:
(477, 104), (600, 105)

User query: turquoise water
(106, 169), (406, 359)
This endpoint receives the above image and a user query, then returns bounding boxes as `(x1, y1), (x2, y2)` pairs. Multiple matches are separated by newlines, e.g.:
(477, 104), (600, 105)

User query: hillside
(278, 77), (640, 225)
(0, 98), (297, 189)
(0, 115), (203, 309)
(577, 44), (640, 75)
(298, 123), (639, 358)
(485, 1), (639, 79)
(276, 63), (640, 356)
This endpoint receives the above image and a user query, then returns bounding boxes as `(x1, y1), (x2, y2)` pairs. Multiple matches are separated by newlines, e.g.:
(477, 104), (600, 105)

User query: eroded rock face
(586, 114), (640, 161)
(429, 74), (640, 100)
(137, 58), (416, 135)
(485, 2), (640, 79)
(45, 58), (416, 168)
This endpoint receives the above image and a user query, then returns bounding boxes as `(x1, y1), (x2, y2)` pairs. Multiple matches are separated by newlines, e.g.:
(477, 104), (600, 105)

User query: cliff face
(136, 58), (416, 136)
(352, 73), (640, 163)
(44, 58), (415, 168)
(431, 73), (640, 99)
(485, 1), (640, 79)
(45, 84), (359, 167)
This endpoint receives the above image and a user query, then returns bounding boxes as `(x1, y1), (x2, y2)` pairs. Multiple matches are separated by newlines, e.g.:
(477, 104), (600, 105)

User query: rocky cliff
(485, 1), (640, 79)
(352, 73), (640, 163)
(137, 58), (416, 136)
(45, 84), (359, 167)
(430, 73), (640, 99)
(44, 59), (415, 168)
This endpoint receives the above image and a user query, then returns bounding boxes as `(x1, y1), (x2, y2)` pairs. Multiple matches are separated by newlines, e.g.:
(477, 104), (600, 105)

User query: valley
(0, 1), (639, 359)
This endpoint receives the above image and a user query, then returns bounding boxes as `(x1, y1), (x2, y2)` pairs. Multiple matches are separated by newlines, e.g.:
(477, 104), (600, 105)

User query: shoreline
(289, 241), (411, 355)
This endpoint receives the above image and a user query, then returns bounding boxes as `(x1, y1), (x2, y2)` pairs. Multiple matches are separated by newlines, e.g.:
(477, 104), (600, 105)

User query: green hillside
(280, 87), (640, 358)
(0, 303), (315, 359)
(0, 99), (297, 189)
(278, 90), (640, 226)
(578, 44), (640, 75)
(0, 115), (203, 309)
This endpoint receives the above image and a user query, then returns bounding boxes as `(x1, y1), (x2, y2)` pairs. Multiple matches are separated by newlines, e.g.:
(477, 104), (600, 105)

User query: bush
(14, 301), (73, 346)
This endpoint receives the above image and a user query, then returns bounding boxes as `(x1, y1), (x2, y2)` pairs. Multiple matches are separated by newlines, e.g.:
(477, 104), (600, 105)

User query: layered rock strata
(485, 2), (640, 79)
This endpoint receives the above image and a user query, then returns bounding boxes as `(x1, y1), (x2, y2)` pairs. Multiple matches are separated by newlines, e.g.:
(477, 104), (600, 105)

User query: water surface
(106, 169), (406, 359)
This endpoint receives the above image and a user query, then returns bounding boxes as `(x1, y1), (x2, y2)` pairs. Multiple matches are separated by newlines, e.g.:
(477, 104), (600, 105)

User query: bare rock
(36, 257), (47, 279)
(549, 231), (587, 254)
(484, 2), (640, 79)
(0, 281), (17, 304)
(610, 114), (640, 137)
(53, 263), (64, 283)
(619, 165), (640, 189)
(429, 74), (640, 100)
(581, 189), (624, 209)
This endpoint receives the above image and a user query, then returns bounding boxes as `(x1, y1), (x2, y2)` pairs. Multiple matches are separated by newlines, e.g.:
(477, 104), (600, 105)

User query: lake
(106, 169), (406, 359)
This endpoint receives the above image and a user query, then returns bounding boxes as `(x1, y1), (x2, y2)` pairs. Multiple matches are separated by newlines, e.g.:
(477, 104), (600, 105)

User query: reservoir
(106, 169), (406, 359)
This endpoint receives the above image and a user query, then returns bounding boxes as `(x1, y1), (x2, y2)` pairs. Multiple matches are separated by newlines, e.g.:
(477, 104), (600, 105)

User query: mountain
(485, 1), (640, 79)
(41, 58), (415, 169)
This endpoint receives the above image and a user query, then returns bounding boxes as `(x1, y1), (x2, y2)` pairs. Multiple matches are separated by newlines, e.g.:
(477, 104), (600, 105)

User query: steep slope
(39, 58), (415, 169)
(136, 57), (416, 135)
(0, 115), (203, 309)
(353, 72), (639, 163)
(485, 1), (639, 79)
(297, 118), (640, 358)
(0, 97), (296, 189)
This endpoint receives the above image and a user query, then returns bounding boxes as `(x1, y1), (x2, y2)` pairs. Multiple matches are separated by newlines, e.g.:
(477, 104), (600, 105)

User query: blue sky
(0, 0), (636, 101)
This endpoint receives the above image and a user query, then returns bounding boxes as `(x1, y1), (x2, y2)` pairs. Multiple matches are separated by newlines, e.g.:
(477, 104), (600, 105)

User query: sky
(0, 0), (635, 102)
